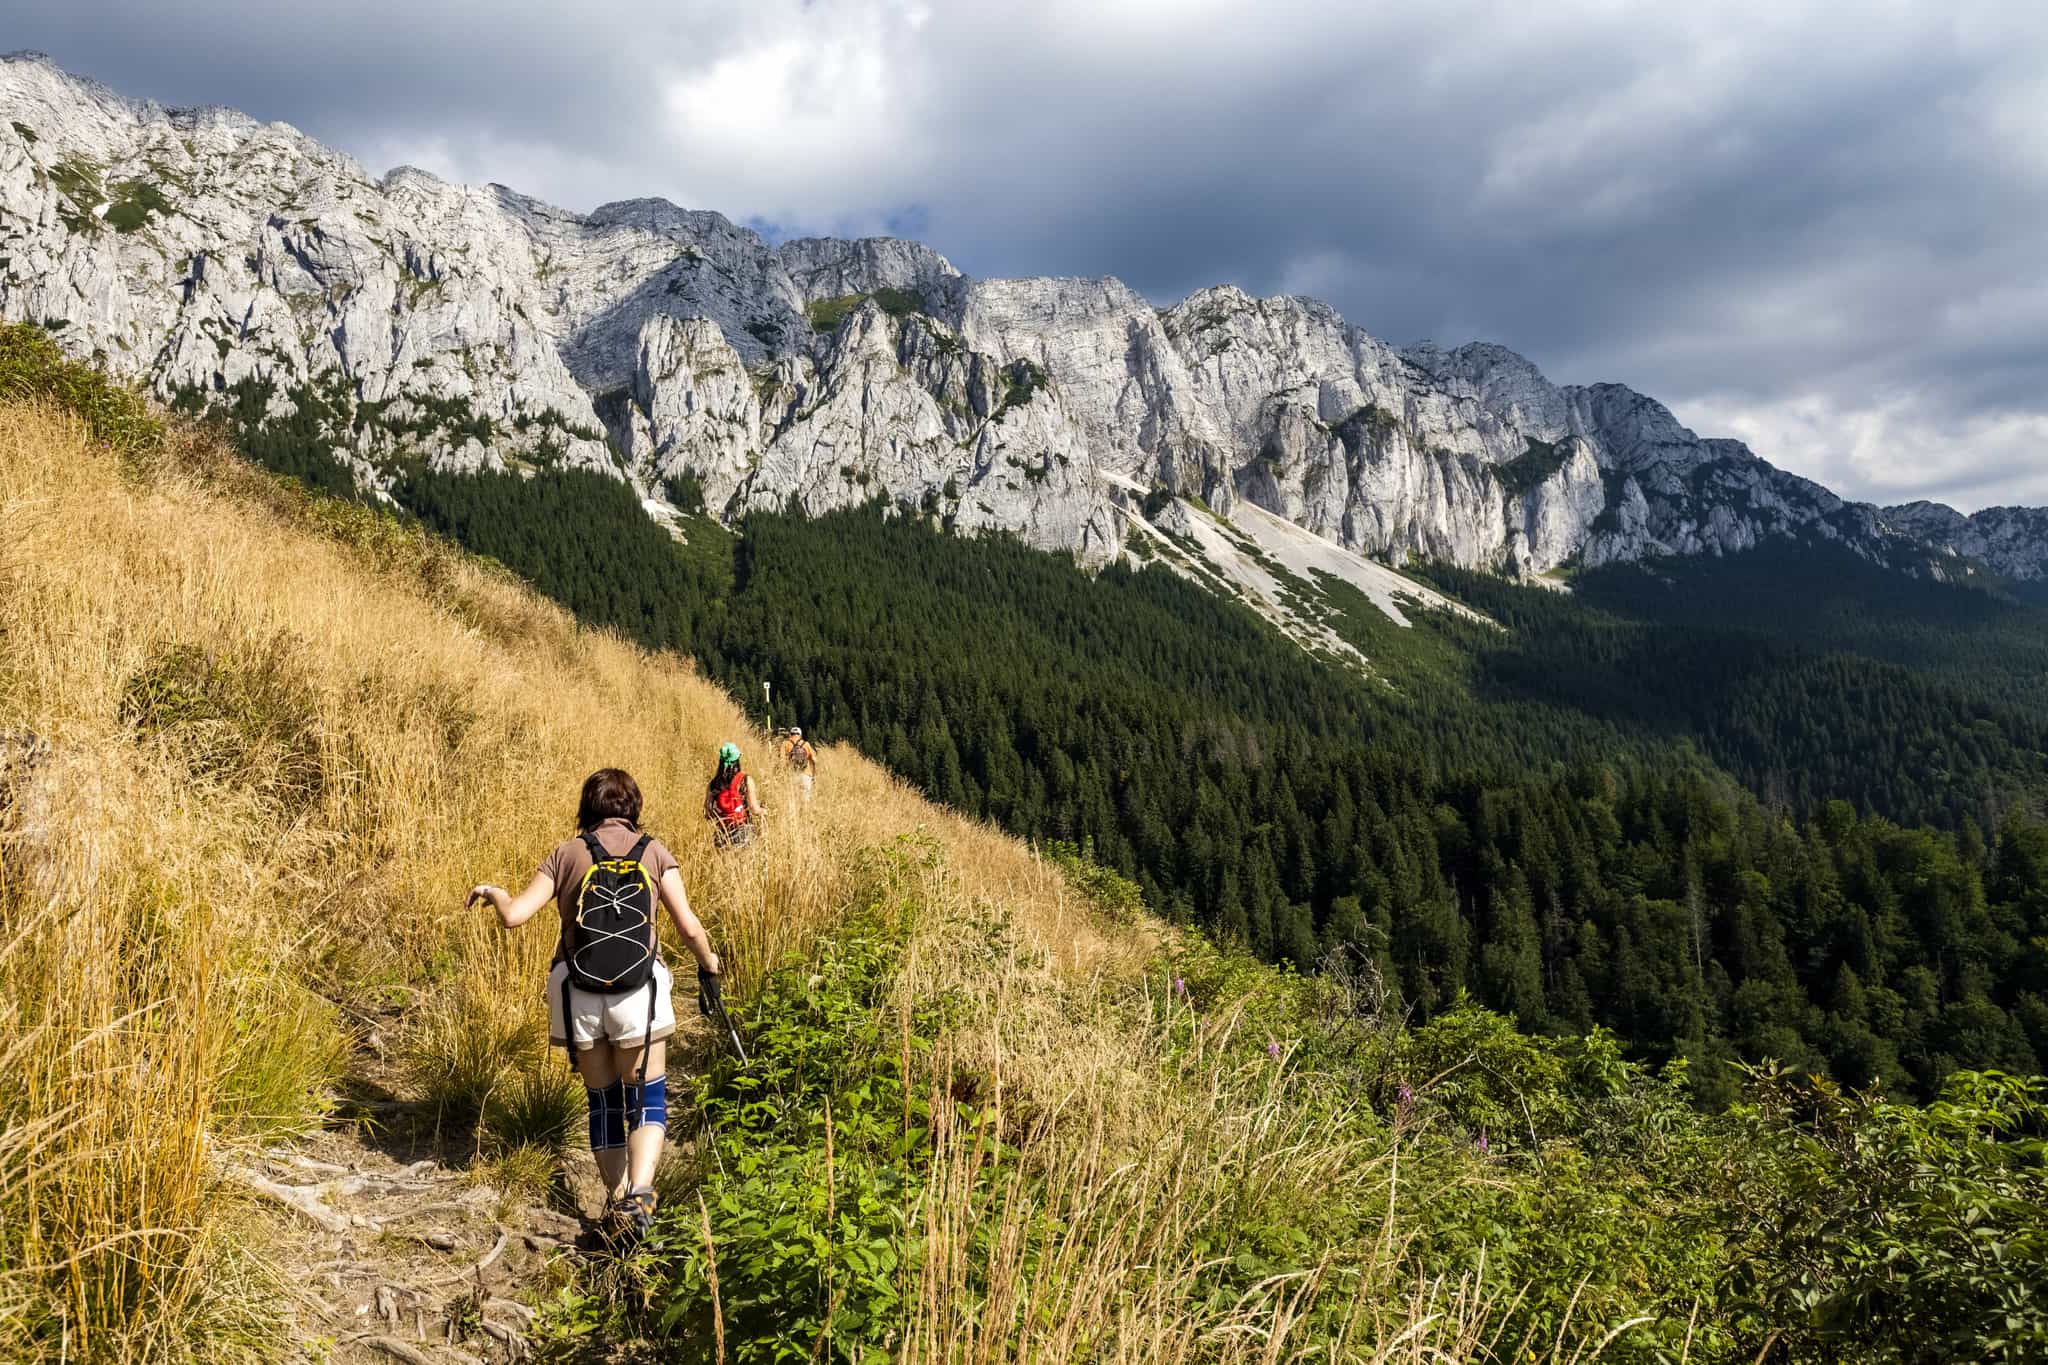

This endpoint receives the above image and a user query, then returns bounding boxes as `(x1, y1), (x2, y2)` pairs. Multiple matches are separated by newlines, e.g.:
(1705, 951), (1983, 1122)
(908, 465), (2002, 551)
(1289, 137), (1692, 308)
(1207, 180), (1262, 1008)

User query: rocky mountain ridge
(3, 51), (2041, 586)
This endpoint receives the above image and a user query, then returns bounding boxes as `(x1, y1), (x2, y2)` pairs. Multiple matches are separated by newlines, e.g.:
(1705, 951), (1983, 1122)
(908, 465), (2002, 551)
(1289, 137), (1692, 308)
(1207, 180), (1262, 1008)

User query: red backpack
(713, 768), (749, 825)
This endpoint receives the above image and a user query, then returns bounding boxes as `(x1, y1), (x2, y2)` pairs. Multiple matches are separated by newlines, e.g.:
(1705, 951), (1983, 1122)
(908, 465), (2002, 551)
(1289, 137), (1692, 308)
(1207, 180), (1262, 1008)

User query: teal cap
(719, 742), (741, 764)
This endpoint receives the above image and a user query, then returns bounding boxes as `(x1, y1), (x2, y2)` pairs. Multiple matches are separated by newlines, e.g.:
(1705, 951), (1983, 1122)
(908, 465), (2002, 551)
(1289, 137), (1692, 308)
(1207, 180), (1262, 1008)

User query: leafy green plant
(652, 919), (940, 1359)
(1045, 840), (1146, 923)
(0, 321), (164, 459)
(1712, 1067), (2048, 1362)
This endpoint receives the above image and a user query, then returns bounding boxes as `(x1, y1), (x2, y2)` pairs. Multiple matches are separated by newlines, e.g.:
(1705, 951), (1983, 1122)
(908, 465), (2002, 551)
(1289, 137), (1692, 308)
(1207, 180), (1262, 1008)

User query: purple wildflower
(1172, 976), (1188, 999)
(1474, 1131), (1490, 1156)
(1397, 1083), (1414, 1106)
(1266, 1041), (1282, 1060)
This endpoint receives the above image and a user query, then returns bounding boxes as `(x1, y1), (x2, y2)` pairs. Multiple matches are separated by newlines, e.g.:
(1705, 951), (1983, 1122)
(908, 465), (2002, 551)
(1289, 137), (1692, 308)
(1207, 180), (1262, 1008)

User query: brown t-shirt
(536, 818), (679, 951)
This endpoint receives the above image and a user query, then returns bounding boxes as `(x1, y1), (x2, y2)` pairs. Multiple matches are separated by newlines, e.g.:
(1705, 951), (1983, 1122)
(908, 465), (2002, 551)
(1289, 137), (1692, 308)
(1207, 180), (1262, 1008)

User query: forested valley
(199, 403), (2048, 1102)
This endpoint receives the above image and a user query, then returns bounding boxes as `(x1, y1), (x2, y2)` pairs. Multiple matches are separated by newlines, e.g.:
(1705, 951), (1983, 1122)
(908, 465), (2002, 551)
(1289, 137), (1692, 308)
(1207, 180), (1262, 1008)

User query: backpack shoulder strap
(581, 830), (609, 864)
(626, 833), (653, 866)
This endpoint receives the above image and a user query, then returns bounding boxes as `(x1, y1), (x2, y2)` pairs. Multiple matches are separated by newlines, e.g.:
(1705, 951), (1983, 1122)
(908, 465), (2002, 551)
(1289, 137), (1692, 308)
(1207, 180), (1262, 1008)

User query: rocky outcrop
(611, 315), (761, 509)
(774, 236), (961, 307)
(2, 52), (2040, 585)
(1883, 502), (2048, 583)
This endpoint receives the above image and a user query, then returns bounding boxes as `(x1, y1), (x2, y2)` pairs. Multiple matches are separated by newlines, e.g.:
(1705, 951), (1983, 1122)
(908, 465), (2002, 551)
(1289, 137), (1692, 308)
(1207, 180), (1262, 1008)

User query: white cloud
(1676, 390), (2048, 511)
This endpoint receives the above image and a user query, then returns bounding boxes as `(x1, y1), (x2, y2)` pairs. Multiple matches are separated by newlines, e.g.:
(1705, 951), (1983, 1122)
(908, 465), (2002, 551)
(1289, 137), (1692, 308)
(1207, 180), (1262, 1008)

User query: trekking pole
(709, 992), (750, 1067)
(700, 970), (750, 1067)
(763, 680), (772, 737)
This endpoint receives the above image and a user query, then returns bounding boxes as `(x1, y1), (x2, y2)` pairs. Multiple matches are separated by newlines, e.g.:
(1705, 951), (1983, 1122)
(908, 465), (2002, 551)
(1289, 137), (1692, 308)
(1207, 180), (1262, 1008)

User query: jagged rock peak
(586, 197), (761, 244)
(775, 235), (962, 306)
(0, 52), (2041, 588)
(1883, 501), (2048, 582)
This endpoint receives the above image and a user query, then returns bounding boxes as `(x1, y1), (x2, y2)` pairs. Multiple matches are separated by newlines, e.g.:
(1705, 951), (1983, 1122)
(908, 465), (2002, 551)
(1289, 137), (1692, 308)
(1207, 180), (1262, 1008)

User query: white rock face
(3, 52), (2038, 584)
(952, 275), (1233, 509)
(1882, 502), (2048, 583)
(615, 315), (760, 510)
(775, 236), (961, 307)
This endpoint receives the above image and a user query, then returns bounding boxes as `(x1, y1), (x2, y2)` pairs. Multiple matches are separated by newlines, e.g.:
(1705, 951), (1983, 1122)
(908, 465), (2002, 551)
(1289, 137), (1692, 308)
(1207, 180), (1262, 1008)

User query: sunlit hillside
(1, 329), (2042, 1364)
(0, 385), (1125, 1357)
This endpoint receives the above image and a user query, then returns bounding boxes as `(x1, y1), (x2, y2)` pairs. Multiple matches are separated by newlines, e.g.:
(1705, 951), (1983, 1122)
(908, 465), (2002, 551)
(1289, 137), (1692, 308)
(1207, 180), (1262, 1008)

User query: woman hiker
(466, 768), (723, 1243)
(703, 741), (765, 848)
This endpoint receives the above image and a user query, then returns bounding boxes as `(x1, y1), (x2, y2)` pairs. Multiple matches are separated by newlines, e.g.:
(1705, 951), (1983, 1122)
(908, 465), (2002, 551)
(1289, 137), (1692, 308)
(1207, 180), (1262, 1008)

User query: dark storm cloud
(13, 0), (2046, 508)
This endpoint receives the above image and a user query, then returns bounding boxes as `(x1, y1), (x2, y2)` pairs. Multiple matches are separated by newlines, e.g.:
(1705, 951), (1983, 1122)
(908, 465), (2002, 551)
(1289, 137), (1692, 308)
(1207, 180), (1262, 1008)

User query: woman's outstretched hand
(467, 884), (511, 926)
(467, 874), (552, 929)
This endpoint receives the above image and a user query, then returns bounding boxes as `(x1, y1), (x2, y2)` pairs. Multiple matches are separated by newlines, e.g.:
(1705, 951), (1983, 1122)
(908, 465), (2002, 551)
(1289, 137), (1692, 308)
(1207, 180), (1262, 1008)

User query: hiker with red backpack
(465, 768), (724, 1244)
(703, 741), (764, 847)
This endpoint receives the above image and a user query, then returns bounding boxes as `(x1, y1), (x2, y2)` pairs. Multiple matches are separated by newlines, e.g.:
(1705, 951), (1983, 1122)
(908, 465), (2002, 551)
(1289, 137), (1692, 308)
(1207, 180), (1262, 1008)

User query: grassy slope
(0, 400), (1124, 1357)
(3, 375), (2041, 1364)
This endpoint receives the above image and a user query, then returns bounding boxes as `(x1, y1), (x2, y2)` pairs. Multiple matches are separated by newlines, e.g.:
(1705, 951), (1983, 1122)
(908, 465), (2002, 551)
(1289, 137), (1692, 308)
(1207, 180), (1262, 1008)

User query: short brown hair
(576, 768), (642, 831)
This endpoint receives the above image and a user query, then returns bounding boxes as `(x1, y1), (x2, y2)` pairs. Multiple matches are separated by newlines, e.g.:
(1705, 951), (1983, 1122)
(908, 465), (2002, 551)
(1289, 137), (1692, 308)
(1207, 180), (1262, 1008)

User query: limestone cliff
(1, 52), (2035, 586)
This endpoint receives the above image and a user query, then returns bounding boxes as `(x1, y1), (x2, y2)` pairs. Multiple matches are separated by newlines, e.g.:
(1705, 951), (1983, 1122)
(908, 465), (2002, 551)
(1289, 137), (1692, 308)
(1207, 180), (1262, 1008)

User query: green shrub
(105, 179), (173, 233)
(0, 321), (164, 460)
(1331, 403), (1399, 446)
(805, 288), (926, 335)
(1712, 1067), (2048, 1362)
(1045, 838), (1145, 923)
(650, 920), (940, 1359)
(805, 294), (865, 334)
(1493, 436), (1575, 500)
(1395, 1001), (1575, 1147)
(990, 359), (1046, 422)
(869, 287), (924, 318)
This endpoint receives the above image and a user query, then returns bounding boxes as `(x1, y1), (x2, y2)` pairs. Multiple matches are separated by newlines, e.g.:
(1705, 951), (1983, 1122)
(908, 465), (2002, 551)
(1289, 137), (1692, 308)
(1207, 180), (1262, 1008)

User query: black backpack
(557, 834), (659, 1064)
(560, 832), (659, 1059)
(565, 830), (659, 990)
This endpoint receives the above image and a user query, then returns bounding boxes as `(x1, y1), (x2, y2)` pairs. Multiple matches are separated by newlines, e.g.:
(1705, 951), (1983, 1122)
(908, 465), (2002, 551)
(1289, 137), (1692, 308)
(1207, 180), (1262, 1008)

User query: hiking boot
(619, 1185), (658, 1246)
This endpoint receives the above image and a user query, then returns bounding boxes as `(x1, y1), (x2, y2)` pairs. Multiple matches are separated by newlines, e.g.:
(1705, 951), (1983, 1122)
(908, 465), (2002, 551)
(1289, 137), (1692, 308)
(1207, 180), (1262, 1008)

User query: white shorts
(547, 958), (677, 1052)
(795, 772), (814, 801)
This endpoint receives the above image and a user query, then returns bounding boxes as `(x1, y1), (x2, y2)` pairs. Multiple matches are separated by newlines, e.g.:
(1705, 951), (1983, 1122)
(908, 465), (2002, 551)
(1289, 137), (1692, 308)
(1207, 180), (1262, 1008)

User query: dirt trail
(230, 1134), (587, 1364)
(234, 1013), (722, 1364)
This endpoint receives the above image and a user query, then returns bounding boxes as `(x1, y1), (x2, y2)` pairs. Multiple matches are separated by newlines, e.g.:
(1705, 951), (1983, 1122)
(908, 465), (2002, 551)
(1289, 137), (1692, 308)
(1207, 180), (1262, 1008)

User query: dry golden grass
(0, 400), (1123, 1360)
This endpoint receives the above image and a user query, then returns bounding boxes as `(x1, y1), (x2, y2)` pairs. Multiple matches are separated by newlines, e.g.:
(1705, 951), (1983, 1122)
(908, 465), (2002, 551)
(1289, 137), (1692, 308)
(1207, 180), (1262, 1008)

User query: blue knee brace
(622, 1075), (667, 1132)
(586, 1080), (627, 1151)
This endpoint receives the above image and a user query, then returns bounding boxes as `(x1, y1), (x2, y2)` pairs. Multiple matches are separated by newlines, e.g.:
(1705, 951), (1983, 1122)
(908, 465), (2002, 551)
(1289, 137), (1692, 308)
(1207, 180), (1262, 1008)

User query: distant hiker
(779, 727), (818, 803)
(704, 742), (764, 847)
(465, 768), (724, 1246)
